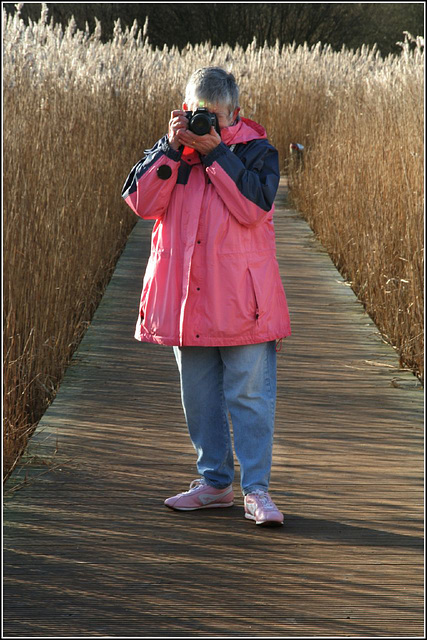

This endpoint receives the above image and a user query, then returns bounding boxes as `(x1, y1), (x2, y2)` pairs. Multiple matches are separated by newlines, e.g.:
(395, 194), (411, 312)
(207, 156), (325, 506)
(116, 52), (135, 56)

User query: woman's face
(183, 101), (239, 130)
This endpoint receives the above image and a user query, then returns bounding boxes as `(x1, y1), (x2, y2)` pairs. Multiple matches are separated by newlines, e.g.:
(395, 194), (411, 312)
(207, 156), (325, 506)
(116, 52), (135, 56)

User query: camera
(185, 108), (220, 136)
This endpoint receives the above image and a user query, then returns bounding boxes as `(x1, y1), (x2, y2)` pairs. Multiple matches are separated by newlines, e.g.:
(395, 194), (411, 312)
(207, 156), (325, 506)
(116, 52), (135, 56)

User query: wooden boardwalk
(3, 181), (424, 638)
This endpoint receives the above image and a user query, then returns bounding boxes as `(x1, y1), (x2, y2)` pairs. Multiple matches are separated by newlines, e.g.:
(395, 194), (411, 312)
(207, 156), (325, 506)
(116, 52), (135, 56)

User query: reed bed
(288, 34), (424, 380)
(3, 5), (424, 478)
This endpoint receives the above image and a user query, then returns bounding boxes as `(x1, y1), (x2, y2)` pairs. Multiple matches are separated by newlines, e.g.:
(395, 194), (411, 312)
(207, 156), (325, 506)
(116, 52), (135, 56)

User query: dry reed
(288, 34), (424, 381)
(3, 5), (424, 479)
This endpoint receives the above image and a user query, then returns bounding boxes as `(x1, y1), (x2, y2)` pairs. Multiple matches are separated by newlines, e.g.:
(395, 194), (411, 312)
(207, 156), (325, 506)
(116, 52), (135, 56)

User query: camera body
(185, 108), (220, 136)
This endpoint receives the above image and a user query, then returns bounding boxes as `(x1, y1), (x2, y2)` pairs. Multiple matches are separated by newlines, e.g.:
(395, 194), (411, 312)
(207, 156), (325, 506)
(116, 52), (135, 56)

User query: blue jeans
(173, 341), (277, 495)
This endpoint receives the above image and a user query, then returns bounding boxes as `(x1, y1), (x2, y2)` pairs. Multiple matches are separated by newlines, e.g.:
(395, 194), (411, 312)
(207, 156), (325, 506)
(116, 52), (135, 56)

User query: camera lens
(189, 112), (211, 136)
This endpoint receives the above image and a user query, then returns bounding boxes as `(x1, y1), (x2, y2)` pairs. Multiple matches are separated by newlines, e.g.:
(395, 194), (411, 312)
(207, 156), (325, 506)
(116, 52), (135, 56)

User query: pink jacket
(122, 117), (291, 347)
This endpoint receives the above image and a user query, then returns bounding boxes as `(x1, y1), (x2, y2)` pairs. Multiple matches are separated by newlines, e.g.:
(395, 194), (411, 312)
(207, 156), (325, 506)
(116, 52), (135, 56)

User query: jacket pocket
(247, 267), (261, 321)
(247, 253), (281, 323)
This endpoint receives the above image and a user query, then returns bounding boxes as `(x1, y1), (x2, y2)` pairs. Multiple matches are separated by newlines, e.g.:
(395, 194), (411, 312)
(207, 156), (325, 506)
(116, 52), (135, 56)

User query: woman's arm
(121, 137), (182, 220)
(202, 139), (280, 228)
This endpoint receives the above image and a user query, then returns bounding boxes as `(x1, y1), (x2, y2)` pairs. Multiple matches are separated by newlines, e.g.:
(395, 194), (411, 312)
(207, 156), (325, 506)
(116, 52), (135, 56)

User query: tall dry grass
(288, 34), (424, 380)
(3, 5), (424, 479)
(2, 7), (163, 478)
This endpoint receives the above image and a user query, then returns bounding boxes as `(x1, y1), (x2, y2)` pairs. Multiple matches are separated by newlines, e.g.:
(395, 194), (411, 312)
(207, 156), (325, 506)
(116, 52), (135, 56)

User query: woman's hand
(178, 127), (221, 155)
(169, 109), (221, 155)
(168, 110), (190, 151)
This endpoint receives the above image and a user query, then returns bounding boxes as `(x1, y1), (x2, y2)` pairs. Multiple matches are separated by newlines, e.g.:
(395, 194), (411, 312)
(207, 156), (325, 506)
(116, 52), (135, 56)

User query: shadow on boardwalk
(3, 181), (424, 638)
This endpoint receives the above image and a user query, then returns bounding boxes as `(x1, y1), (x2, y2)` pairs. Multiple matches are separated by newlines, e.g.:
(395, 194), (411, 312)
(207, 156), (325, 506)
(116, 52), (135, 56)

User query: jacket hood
(181, 117), (267, 163)
(220, 117), (267, 145)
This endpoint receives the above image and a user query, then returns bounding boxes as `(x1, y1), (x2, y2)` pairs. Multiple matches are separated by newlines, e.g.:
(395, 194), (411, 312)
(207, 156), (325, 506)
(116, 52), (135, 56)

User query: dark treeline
(4, 2), (424, 55)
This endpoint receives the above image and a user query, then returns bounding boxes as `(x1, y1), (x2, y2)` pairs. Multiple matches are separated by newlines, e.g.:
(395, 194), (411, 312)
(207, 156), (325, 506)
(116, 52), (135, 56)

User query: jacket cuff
(201, 142), (228, 167)
(160, 138), (183, 162)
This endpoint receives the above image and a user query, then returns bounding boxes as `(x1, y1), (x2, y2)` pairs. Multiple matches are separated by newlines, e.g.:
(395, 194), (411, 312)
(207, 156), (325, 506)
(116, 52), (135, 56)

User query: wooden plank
(3, 180), (424, 638)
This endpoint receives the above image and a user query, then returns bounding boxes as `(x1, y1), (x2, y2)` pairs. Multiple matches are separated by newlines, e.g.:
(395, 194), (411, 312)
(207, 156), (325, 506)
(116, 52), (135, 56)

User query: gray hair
(185, 67), (239, 113)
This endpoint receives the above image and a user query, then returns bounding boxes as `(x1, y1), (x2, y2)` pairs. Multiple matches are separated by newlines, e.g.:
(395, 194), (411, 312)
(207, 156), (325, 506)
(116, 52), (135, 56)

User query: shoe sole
(165, 501), (234, 511)
(245, 513), (284, 526)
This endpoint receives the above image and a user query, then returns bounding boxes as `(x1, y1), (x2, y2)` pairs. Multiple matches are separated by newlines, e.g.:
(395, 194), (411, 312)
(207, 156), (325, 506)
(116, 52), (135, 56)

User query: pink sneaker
(164, 478), (234, 511)
(244, 490), (284, 526)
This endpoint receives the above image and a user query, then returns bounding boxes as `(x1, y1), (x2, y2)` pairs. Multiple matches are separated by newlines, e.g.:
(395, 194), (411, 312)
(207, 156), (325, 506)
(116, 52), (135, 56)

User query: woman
(122, 67), (291, 526)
